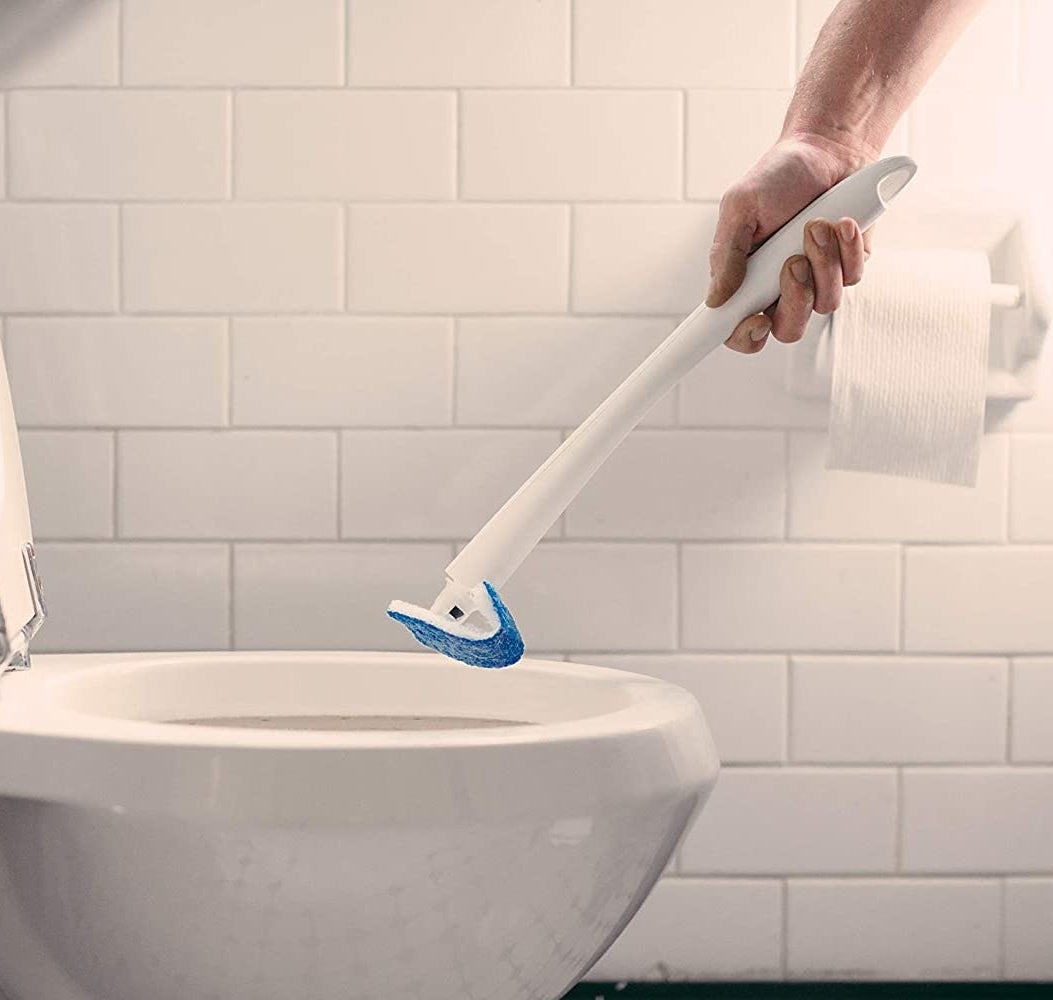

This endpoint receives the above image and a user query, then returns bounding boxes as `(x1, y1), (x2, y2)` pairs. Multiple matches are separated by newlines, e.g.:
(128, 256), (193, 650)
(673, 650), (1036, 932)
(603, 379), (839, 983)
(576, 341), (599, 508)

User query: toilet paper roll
(826, 247), (991, 487)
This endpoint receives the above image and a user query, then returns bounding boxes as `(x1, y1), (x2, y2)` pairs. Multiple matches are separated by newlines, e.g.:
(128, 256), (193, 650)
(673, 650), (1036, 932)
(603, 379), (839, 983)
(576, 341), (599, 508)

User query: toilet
(0, 347), (720, 1000)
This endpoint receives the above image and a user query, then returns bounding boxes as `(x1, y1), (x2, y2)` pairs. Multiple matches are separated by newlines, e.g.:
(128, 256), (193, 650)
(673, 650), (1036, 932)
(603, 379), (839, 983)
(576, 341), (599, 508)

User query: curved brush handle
(446, 155), (917, 593)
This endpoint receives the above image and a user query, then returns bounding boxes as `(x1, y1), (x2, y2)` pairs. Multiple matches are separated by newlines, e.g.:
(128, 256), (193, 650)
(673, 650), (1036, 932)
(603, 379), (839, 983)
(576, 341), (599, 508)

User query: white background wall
(1, 0), (1052, 983)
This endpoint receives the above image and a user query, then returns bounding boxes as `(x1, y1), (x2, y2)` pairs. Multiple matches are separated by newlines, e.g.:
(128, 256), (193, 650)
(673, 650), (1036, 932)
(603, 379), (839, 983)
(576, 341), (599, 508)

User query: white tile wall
(122, 0), (343, 85)
(234, 92), (456, 201)
(0, 204), (117, 312)
(584, 654), (787, 763)
(904, 546), (1053, 653)
(117, 431), (337, 539)
(461, 90), (682, 201)
(790, 656), (1008, 763)
(680, 768), (897, 875)
(787, 879), (1002, 980)
(8, 90), (229, 200)
(7, 317), (227, 426)
(346, 204), (568, 314)
(123, 204), (343, 313)
(3, 0), (1052, 982)
(586, 878), (783, 981)
(681, 544), (900, 651)
(567, 430), (784, 539)
(1011, 657), (1053, 762)
(902, 768), (1053, 873)
(1005, 878), (1053, 979)
(232, 318), (452, 428)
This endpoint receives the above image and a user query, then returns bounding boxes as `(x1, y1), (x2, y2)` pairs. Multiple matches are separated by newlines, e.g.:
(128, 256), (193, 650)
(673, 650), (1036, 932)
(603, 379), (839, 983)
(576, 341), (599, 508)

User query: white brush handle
(447, 155), (917, 591)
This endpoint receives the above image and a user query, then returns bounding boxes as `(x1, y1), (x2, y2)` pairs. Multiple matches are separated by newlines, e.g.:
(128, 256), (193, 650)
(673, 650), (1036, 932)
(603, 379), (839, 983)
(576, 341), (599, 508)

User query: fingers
(769, 255), (815, 344)
(723, 312), (772, 354)
(706, 191), (757, 308)
(834, 216), (866, 287)
(804, 219), (843, 315)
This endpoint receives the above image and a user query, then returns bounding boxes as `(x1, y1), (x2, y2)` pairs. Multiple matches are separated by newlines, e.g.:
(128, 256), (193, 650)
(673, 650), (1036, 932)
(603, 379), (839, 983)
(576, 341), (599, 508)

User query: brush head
(387, 581), (524, 669)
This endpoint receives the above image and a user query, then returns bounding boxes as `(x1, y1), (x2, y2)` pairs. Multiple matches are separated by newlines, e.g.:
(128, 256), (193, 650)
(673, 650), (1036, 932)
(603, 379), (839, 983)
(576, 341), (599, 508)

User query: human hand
(706, 135), (873, 353)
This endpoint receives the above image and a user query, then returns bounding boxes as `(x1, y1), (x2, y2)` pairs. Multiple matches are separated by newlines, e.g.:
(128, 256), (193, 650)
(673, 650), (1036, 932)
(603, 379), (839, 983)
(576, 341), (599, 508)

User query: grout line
(228, 542), (236, 650)
(1005, 656), (1015, 763)
(779, 877), (789, 980)
(999, 875), (1008, 980)
(339, 0), (349, 87)
(334, 429), (343, 540)
(111, 429), (120, 537)
(898, 543), (906, 652)
(449, 318), (459, 425)
(894, 766), (904, 872)
(116, 0), (124, 86)
(566, 0), (575, 85)
(224, 317), (233, 426)
(454, 90), (463, 199)
(226, 90), (235, 199)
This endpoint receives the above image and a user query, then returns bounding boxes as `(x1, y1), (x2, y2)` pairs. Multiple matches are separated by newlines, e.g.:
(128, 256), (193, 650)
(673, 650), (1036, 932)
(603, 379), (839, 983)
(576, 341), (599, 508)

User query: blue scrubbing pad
(387, 581), (524, 668)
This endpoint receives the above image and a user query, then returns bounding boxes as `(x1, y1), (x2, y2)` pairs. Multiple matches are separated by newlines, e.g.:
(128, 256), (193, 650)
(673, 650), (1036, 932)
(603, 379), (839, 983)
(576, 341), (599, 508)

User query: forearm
(783, 0), (986, 162)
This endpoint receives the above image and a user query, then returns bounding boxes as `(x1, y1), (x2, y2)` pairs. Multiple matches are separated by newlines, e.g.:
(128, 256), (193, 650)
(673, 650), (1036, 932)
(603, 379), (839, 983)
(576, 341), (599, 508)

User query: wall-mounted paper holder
(785, 197), (1052, 402)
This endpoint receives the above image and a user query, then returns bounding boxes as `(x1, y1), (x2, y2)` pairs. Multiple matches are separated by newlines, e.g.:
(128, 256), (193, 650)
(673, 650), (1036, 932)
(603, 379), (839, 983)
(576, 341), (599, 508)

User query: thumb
(706, 194), (757, 308)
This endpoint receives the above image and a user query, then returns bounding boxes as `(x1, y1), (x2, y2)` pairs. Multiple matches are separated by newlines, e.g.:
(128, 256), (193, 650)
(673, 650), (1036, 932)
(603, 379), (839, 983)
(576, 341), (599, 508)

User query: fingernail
(749, 322), (770, 342)
(811, 222), (830, 247)
(790, 257), (812, 284)
(839, 219), (855, 241)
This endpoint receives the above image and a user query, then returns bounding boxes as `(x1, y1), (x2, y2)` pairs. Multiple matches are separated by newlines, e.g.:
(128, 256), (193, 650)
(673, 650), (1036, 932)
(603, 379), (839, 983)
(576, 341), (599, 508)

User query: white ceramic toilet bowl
(0, 650), (719, 1000)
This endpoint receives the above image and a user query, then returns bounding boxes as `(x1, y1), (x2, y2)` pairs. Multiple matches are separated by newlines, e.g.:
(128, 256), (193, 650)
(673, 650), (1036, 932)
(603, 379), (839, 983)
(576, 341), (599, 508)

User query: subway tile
(0, 101), (5, 194)
(587, 878), (782, 981)
(565, 430), (785, 539)
(1011, 658), (1053, 762)
(501, 543), (677, 653)
(686, 90), (790, 200)
(0, 205), (116, 313)
(1010, 435), (1053, 539)
(348, 0), (568, 86)
(679, 335), (829, 428)
(902, 768), (1053, 872)
(1005, 878), (1053, 980)
(235, 91), (455, 201)
(340, 430), (560, 539)
(0, 0), (118, 86)
(122, 0), (342, 85)
(787, 879), (1001, 980)
(910, 91), (1026, 197)
(1021, 0), (1053, 94)
(584, 654), (787, 764)
(118, 431), (337, 540)
(922, 0), (1018, 93)
(123, 204), (342, 313)
(6, 318), (227, 427)
(8, 91), (228, 200)
(572, 204), (716, 314)
(32, 543), (229, 652)
(20, 431), (113, 539)
(574, 0), (793, 88)
(461, 90), (682, 201)
(682, 544), (900, 651)
(904, 547), (1053, 653)
(233, 318), (451, 428)
(789, 432), (1008, 541)
(455, 317), (676, 427)
(347, 205), (567, 314)
(791, 656), (1007, 764)
(680, 768), (897, 875)
(992, 348), (1053, 432)
(234, 543), (452, 650)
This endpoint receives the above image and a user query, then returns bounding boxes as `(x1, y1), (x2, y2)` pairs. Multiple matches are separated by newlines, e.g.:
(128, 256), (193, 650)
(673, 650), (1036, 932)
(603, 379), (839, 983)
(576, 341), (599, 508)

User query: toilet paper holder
(786, 202), (1052, 401)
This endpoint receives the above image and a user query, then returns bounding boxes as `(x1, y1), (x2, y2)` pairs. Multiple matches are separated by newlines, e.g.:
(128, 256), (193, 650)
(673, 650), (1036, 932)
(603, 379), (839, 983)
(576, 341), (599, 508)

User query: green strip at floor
(563, 985), (1052, 999)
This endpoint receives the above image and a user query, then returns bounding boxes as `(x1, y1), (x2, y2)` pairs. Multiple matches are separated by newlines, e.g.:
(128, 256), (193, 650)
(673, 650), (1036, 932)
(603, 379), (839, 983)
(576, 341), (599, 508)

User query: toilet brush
(389, 155), (918, 667)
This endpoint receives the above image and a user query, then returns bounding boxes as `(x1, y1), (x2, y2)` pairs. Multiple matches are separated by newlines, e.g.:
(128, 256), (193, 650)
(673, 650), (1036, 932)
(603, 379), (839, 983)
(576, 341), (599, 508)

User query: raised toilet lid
(0, 340), (45, 672)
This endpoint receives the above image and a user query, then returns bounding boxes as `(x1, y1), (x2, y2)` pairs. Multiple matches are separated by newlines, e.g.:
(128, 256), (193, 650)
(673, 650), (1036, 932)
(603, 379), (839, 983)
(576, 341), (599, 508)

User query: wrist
(778, 125), (877, 173)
